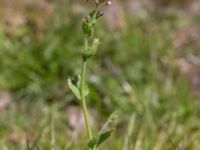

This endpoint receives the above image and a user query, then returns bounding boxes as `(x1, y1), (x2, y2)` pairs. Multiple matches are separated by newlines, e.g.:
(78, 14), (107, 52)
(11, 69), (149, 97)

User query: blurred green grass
(0, 0), (200, 149)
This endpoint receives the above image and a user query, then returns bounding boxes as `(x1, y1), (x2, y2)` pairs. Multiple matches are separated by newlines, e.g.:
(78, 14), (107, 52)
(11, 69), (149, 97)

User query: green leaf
(82, 20), (93, 38)
(108, 111), (118, 123)
(67, 76), (81, 99)
(91, 38), (100, 52)
(82, 9), (102, 38)
(82, 38), (100, 61)
(87, 111), (117, 149)
(68, 75), (89, 99)
(87, 130), (114, 149)
(99, 111), (118, 134)
(90, 10), (98, 24)
(96, 129), (114, 147)
(87, 138), (98, 148)
(82, 48), (96, 61)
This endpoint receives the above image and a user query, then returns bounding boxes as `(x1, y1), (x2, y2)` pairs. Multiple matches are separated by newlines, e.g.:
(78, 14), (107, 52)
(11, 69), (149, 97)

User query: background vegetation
(0, 0), (200, 149)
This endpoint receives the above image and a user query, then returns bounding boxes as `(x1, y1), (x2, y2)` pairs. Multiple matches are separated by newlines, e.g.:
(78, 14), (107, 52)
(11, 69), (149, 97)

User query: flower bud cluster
(82, 1), (112, 37)
(85, 0), (112, 17)
(82, 0), (111, 61)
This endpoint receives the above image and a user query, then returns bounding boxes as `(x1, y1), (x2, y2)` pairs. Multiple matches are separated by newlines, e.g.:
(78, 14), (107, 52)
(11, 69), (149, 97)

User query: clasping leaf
(67, 75), (81, 99)
(86, 111), (118, 149)
(87, 129), (114, 149)
(82, 38), (100, 61)
(68, 75), (90, 99)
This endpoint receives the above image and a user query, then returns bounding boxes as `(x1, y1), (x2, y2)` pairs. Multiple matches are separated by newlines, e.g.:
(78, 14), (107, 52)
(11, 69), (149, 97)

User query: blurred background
(0, 0), (200, 149)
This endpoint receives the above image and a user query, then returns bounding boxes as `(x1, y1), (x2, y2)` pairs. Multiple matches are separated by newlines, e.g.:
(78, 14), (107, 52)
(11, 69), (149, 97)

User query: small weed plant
(68, 0), (117, 150)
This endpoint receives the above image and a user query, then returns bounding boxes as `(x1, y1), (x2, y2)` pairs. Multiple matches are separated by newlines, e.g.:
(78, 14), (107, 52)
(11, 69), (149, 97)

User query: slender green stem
(80, 38), (93, 142)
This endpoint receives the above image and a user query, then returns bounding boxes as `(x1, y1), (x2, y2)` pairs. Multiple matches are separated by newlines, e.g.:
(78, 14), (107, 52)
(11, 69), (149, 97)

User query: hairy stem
(80, 38), (93, 144)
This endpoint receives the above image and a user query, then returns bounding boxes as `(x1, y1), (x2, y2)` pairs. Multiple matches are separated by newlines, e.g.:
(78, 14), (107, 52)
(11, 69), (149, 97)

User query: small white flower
(106, 1), (112, 6)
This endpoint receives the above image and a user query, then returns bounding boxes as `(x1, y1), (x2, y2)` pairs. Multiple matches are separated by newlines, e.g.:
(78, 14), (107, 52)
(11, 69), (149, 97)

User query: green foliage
(68, 1), (115, 149)
(82, 38), (100, 61)
(0, 10), (81, 101)
(87, 111), (118, 149)
(87, 129), (114, 149)
(82, 9), (102, 38)
(82, 20), (94, 38)
(67, 75), (81, 99)
(0, 0), (200, 149)
(68, 75), (89, 99)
